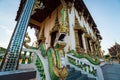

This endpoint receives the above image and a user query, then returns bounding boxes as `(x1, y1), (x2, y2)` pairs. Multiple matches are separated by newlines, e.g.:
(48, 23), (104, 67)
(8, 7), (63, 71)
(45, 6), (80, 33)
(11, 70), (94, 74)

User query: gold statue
(54, 66), (68, 80)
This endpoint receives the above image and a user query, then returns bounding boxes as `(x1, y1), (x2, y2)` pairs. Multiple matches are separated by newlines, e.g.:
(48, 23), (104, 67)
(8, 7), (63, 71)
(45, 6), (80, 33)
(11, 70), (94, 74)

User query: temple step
(66, 65), (96, 80)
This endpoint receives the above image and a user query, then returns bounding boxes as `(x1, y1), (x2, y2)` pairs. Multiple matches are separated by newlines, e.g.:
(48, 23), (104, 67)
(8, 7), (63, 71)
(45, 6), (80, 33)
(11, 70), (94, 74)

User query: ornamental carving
(50, 12), (59, 35)
(31, 0), (45, 15)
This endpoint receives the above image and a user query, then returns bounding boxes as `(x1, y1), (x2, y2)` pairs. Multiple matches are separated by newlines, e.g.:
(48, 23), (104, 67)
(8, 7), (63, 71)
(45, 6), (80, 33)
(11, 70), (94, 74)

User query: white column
(68, 6), (76, 50)
(89, 40), (93, 52)
(82, 33), (87, 53)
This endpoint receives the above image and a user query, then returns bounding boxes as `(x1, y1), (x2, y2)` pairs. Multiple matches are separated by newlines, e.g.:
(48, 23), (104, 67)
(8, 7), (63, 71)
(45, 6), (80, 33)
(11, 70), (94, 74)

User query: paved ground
(101, 64), (120, 80)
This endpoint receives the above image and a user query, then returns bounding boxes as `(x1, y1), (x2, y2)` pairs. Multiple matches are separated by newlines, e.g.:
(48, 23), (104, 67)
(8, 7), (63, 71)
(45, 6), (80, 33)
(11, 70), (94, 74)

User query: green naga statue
(49, 0), (69, 79)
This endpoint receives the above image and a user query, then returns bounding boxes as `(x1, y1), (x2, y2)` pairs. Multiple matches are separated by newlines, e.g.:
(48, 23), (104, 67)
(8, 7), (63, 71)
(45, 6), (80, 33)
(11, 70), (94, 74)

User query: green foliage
(0, 47), (6, 54)
(0, 56), (3, 62)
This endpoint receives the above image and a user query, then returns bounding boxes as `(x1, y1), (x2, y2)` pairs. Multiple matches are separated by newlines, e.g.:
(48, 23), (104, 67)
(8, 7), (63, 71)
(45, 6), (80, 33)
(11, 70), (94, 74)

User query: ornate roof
(15, 0), (102, 39)
(16, 0), (60, 22)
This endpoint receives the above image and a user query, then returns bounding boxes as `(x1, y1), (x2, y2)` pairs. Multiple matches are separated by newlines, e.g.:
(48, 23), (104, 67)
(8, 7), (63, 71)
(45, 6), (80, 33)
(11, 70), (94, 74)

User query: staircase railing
(65, 54), (104, 80)
(21, 48), (51, 80)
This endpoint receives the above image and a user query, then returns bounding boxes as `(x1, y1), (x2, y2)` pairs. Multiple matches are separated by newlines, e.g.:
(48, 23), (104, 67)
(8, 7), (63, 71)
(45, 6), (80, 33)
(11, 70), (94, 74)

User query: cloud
(0, 25), (13, 36)
(0, 41), (8, 48)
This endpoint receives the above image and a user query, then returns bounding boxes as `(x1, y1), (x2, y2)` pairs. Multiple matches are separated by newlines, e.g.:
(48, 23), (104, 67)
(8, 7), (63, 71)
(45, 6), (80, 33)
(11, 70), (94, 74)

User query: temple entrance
(50, 31), (58, 47)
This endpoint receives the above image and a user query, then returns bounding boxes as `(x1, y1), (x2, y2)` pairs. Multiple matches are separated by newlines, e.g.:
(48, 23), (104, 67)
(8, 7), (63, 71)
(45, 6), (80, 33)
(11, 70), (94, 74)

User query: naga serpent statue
(39, 0), (69, 79)
(47, 42), (68, 80)
(47, 23), (68, 80)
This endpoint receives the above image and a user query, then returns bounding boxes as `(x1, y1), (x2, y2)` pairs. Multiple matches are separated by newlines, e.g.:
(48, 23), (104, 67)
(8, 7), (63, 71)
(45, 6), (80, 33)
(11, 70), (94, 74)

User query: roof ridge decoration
(51, 9), (60, 33)
(74, 16), (86, 33)
(59, 0), (70, 34)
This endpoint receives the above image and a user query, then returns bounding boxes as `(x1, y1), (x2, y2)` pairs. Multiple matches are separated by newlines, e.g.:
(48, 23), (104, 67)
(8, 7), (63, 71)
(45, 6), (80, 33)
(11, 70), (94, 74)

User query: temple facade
(16, 0), (102, 57)
(0, 0), (104, 80)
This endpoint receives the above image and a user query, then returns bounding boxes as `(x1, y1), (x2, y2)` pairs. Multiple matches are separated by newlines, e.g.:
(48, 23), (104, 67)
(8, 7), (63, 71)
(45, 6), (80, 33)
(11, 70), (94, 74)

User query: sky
(84, 0), (120, 54)
(0, 0), (36, 48)
(0, 0), (120, 55)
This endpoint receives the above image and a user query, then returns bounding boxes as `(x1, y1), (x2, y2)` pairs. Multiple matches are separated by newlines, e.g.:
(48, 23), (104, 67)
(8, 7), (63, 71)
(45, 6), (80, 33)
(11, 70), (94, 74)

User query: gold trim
(74, 17), (86, 53)
(31, 0), (41, 15)
(38, 27), (46, 42)
(84, 34), (92, 56)
(59, 24), (68, 33)
(23, 32), (31, 48)
(60, 0), (70, 35)
(74, 17), (87, 33)
(84, 36), (89, 53)
(74, 30), (80, 53)
(50, 11), (59, 35)
(54, 66), (68, 80)
(84, 33), (92, 39)
(74, 17), (80, 53)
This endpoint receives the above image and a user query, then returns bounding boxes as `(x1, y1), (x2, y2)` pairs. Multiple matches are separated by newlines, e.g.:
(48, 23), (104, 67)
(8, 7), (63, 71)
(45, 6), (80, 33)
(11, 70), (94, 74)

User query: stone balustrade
(65, 54), (104, 80)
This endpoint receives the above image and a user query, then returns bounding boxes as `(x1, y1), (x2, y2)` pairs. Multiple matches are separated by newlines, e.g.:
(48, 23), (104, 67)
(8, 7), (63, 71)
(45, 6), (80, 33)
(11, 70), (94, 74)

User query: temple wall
(74, 9), (97, 41)
(38, 5), (62, 48)
(73, 7), (99, 53)
(67, 6), (76, 51)
(38, 5), (77, 52)
(37, 4), (100, 53)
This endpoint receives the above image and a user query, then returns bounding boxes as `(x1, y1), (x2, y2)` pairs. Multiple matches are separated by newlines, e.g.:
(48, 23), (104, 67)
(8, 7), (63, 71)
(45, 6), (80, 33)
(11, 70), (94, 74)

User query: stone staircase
(66, 65), (96, 80)
(101, 64), (120, 80)
(21, 49), (101, 80)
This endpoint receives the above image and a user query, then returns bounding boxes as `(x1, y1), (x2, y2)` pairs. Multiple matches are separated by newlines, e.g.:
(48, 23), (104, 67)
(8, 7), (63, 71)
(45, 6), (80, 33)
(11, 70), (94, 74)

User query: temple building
(16, 0), (102, 57)
(0, 0), (104, 80)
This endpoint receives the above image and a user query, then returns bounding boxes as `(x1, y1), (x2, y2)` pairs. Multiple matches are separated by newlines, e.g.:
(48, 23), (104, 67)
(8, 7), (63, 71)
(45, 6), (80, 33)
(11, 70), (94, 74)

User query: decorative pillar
(91, 40), (95, 54)
(74, 17), (87, 53)
(74, 30), (80, 53)
(84, 33), (91, 55)
(82, 33), (87, 53)
(38, 27), (46, 43)
(89, 40), (93, 56)
(1, 0), (35, 71)
(84, 33), (88, 53)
